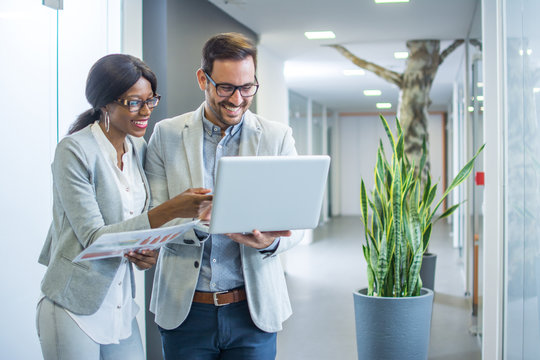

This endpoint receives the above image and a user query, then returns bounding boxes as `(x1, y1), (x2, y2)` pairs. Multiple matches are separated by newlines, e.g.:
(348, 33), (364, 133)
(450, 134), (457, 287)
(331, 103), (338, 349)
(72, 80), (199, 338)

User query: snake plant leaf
(363, 245), (375, 295)
(396, 116), (403, 137)
(374, 181), (386, 222)
(407, 248), (424, 296)
(392, 159), (403, 296)
(437, 202), (464, 221)
(396, 131), (405, 162)
(419, 137), (427, 177)
(409, 184), (422, 253)
(360, 180), (369, 238)
(420, 172), (432, 211)
(429, 144), (486, 222)
(422, 223), (432, 251)
(380, 114), (396, 151)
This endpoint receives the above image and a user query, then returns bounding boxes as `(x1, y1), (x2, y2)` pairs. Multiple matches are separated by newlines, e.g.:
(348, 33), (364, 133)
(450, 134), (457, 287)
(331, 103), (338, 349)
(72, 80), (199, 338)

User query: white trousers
(36, 297), (144, 360)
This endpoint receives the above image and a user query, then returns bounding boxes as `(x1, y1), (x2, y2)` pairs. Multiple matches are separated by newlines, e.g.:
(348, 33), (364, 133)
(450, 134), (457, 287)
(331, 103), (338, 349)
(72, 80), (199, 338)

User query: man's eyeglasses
(115, 94), (161, 112)
(204, 72), (259, 97)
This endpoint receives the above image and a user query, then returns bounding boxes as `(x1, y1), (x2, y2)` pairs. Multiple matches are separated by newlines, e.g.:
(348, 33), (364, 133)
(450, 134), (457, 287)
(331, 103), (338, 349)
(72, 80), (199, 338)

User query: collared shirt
(195, 116), (245, 292)
(64, 121), (146, 344)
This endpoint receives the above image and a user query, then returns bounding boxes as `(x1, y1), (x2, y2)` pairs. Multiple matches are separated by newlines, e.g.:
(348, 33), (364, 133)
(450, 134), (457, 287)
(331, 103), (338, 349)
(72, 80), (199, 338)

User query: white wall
(0, 1), (132, 358)
(256, 45), (289, 125)
(338, 114), (444, 216)
(0, 3), (57, 359)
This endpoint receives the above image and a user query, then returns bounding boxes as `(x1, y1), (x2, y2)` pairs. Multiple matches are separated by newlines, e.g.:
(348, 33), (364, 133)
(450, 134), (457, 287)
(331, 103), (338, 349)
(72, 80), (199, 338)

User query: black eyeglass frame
(114, 94), (161, 112)
(204, 71), (259, 97)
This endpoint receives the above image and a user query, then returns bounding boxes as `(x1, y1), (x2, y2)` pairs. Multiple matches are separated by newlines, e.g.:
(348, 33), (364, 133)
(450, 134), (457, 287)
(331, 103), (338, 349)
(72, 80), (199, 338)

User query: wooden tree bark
(329, 39), (464, 175)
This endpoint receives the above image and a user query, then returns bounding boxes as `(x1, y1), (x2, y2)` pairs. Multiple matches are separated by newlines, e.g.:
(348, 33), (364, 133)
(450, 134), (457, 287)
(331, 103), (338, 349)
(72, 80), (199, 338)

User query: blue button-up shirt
(195, 116), (245, 292)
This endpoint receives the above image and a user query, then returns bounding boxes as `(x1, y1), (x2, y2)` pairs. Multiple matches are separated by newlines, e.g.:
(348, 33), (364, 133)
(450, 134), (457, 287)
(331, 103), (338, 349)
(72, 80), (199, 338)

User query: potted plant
(354, 115), (483, 360)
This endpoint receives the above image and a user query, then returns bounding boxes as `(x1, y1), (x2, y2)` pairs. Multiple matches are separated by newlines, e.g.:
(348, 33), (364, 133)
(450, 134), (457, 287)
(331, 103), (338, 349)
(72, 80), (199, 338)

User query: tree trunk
(397, 40), (441, 174)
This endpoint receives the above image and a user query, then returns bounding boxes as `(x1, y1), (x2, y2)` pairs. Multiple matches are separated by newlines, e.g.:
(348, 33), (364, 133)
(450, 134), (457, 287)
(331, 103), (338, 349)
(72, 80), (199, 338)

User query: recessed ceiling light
(375, 0), (410, 3)
(476, 96), (484, 101)
(394, 51), (409, 59)
(304, 31), (336, 40)
(534, 87), (540, 93)
(468, 106), (475, 112)
(364, 90), (382, 96)
(343, 69), (365, 76)
(376, 103), (392, 109)
(477, 82), (484, 88)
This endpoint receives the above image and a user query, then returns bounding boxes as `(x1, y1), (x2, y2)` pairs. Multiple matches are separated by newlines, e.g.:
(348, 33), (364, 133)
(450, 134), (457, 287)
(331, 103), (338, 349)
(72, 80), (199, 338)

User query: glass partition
(503, 0), (540, 357)
(312, 101), (323, 155)
(0, 2), (126, 358)
(289, 90), (309, 155)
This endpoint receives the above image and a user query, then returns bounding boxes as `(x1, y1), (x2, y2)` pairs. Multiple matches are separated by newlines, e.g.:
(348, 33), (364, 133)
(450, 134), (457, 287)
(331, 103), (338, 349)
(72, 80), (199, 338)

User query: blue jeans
(158, 300), (277, 360)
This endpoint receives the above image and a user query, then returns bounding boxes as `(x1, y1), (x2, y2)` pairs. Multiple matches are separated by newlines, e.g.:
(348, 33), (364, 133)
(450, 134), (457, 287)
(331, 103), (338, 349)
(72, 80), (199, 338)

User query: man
(145, 32), (303, 359)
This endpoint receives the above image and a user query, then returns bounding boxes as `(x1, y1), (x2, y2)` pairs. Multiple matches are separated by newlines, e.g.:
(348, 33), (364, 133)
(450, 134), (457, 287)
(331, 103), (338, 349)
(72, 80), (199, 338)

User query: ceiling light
(476, 95), (484, 101)
(375, 0), (410, 3)
(343, 69), (365, 76)
(477, 82), (484, 88)
(304, 31), (336, 40)
(376, 103), (392, 109)
(364, 90), (382, 96)
(534, 87), (540, 93)
(394, 51), (409, 59)
(468, 106), (475, 112)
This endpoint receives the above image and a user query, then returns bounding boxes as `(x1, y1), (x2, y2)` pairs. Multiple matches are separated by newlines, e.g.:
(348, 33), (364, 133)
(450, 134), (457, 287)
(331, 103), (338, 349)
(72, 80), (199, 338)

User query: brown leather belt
(193, 288), (247, 306)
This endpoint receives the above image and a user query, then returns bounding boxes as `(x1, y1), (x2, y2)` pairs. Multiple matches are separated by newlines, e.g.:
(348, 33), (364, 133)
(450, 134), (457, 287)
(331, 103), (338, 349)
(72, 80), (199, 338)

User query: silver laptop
(198, 155), (331, 234)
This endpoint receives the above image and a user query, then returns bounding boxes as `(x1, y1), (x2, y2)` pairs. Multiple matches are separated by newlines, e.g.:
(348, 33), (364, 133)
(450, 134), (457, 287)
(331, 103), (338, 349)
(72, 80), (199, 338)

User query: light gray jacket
(38, 125), (151, 315)
(145, 103), (304, 332)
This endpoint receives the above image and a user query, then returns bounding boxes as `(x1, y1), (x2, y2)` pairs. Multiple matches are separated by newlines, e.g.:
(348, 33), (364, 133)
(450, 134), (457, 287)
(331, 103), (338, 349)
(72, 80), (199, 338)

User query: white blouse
(65, 121), (147, 344)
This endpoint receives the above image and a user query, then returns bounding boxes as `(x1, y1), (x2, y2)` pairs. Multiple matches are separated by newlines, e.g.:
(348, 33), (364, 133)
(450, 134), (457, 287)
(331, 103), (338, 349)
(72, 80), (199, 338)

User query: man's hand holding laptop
(226, 230), (292, 250)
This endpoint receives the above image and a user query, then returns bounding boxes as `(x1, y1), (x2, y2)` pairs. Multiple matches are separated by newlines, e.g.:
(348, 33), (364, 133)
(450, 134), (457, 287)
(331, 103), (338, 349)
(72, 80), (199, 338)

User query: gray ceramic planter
(420, 252), (437, 291)
(353, 288), (434, 360)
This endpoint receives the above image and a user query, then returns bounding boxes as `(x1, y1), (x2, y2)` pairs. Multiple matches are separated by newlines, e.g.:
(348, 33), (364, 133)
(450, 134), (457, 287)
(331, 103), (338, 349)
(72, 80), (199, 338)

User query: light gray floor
(276, 216), (481, 360)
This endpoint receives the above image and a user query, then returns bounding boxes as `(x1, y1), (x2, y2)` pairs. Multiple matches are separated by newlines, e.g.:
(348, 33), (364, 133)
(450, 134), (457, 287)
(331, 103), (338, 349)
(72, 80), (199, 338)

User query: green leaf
(429, 144), (485, 221)
(363, 245), (375, 295)
(392, 159), (403, 296)
(437, 202), (464, 221)
(380, 114), (397, 156)
(360, 180), (369, 242)
(418, 136), (427, 178)
(396, 132), (405, 163)
(422, 223), (432, 251)
(407, 248), (424, 296)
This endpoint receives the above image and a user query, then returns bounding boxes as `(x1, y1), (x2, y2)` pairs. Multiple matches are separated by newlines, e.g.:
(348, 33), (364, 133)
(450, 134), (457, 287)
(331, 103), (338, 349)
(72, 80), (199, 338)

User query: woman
(36, 54), (212, 360)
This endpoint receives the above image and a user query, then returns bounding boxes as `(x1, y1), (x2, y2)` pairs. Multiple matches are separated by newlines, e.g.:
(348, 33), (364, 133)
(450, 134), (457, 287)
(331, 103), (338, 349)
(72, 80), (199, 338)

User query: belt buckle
(213, 290), (228, 306)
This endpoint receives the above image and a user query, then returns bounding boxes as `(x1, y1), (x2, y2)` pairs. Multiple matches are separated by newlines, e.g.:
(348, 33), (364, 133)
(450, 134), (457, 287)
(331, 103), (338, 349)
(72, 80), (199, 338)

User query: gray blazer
(38, 125), (151, 315)
(145, 103), (304, 332)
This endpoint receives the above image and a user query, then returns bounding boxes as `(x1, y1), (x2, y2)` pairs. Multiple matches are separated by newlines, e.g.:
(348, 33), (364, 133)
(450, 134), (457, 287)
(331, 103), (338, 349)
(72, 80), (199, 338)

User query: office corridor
(277, 216), (481, 360)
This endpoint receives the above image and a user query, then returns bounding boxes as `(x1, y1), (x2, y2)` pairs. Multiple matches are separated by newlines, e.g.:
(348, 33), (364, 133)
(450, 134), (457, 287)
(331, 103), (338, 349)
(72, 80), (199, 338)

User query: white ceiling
(208, 0), (482, 113)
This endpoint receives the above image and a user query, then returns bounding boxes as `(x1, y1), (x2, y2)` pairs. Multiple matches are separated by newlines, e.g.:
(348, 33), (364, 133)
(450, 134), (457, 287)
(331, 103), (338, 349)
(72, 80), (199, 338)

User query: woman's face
(105, 77), (154, 138)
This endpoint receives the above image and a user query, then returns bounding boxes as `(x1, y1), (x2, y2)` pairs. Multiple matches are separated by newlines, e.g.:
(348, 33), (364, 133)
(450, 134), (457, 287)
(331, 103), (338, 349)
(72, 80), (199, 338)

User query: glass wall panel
(289, 90), (308, 155)
(504, 0), (540, 358)
(0, 2), (57, 359)
(312, 102), (323, 155)
(0, 2), (126, 358)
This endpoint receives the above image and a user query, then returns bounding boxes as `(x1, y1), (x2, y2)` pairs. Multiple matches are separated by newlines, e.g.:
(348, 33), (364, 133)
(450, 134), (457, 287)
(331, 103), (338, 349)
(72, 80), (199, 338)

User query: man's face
(197, 56), (256, 131)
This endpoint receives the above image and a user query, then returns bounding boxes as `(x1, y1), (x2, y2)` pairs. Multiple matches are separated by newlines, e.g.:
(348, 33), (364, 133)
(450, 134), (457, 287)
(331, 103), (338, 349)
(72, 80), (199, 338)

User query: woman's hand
(170, 188), (213, 218)
(149, 187), (213, 228)
(125, 249), (158, 270)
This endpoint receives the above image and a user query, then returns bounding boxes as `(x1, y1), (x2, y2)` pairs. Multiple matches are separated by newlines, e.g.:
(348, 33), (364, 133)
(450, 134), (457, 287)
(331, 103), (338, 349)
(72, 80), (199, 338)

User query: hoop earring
(105, 112), (110, 132)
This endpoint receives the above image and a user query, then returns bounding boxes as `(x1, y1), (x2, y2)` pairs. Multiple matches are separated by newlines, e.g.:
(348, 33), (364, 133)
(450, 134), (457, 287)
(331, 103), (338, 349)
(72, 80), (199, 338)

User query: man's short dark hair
(201, 32), (257, 75)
